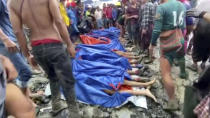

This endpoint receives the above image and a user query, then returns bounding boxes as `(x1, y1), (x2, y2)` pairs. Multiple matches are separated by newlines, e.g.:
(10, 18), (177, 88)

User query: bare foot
(145, 89), (157, 102)
(144, 78), (156, 86)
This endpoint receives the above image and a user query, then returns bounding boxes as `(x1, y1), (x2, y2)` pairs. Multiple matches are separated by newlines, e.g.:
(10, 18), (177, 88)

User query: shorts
(161, 42), (185, 65)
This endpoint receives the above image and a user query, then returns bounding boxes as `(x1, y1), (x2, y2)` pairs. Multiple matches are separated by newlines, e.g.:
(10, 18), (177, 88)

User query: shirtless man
(7, 0), (80, 117)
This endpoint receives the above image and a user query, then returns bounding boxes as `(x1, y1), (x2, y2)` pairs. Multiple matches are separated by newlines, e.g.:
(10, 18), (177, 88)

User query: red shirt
(106, 7), (112, 19)
(126, 6), (139, 24)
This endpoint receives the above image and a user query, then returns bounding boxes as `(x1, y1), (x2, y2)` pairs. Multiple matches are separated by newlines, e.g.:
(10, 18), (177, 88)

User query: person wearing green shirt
(149, 0), (188, 110)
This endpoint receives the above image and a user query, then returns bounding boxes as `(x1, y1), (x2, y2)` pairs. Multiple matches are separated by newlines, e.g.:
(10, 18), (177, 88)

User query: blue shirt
(0, 61), (6, 117)
(112, 8), (118, 21)
(67, 8), (77, 25)
(67, 8), (79, 33)
(0, 0), (17, 44)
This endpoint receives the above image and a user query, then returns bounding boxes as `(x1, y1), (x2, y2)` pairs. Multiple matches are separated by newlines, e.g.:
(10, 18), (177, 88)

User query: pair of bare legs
(127, 69), (139, 75)
(113, 50), (140, 59)
(6, 83), (36, 118)
(104, 79), (157, 102)
(129, 58), (143, 64)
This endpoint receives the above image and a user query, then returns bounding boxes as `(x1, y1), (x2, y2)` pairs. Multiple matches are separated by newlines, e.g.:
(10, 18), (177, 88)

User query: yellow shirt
(59, 3), (70, 26)
(85, 11), (90, 16)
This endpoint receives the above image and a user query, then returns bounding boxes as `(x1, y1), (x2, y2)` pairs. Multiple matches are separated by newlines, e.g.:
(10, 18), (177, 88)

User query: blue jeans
(96, 19), (103, 29)
(0, 44), (32, 88)
(127, 21), (139, 43)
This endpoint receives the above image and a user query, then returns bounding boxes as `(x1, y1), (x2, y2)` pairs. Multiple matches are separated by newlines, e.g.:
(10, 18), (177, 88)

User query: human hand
(142, 29), (147, 35)
(186, 8), (207, 18)
(149, 44), (155, 54)
(132, 15), (138, 18)
(3, 38), (19, 53)
(67, 45), (76, 58)
(27, 54), (39, 70)
(0, 55), (18, 82)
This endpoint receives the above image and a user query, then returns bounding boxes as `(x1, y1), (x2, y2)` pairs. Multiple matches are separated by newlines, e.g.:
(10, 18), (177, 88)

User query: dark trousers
(127, 21), (139, 46)
(32, 43), (76, 109)
(140, 24), (153, 51)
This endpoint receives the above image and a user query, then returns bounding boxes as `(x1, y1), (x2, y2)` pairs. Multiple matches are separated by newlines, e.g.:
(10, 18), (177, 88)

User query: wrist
(25, 52), (32, 59)
(2, 37), (10, 43)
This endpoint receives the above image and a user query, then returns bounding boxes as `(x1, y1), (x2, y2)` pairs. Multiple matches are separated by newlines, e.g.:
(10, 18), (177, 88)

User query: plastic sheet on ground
(44, 27), (147, 108)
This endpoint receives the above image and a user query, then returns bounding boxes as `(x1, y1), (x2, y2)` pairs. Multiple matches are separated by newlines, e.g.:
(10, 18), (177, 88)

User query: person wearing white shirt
(95, 7), (104, 29)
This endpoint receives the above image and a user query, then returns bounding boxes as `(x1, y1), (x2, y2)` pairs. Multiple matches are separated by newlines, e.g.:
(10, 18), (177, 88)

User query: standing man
(102, 3), (108, 28)
(95, 7), (103, 29)
(126, 0), (139, 48)
(8, 0), (80, 117)
(67, 2), (80, 42)
(0, 0), (32, 98)
(141, 0), (156, 63)
(106, 4), (113, 27)
(149, 0), (188, 110)
(112, 5), (118, 27)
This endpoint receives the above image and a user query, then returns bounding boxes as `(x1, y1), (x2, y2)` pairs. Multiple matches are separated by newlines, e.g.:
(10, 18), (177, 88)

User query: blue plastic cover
(88, 27), (126, 51)
(73, 28), (132, 107)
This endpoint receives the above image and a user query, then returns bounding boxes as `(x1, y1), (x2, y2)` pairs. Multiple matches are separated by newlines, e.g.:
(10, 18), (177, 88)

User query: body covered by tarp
(73, 55), (132, 107)
(81, 27), (126, 51)
(73, 28), (133, 107)
(75, 44), (131, 70)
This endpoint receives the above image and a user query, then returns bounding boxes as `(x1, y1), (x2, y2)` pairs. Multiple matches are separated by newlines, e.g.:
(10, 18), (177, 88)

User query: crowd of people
(0, 0), (209, 117)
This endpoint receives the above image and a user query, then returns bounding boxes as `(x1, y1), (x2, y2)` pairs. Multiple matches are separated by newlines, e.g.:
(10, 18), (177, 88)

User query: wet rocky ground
(28, 39), (200, 118)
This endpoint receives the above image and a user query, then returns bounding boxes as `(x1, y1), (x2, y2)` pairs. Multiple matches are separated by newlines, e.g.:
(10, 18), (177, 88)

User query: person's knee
(6, 84), (35, 118)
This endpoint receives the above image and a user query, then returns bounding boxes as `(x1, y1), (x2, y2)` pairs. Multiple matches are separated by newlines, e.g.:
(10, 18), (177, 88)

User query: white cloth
(95, 10), (102, 20)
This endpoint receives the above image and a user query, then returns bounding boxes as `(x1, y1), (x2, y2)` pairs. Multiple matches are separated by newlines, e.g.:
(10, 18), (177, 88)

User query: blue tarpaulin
(73, 27), (132, 107)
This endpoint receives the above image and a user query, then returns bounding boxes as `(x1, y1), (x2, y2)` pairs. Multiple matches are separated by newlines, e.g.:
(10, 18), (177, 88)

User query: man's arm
(8, 2), (39, 68)
(186, 9), (210, 22)
(7, 2), (30, 57)
(203, 13), (210, 22)
(49, 0), (73, 47)
(0, 28), (18, 53)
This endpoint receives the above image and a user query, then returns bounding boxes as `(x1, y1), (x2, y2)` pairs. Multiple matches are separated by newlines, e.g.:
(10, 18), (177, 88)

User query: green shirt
(151, 0), (186, 45)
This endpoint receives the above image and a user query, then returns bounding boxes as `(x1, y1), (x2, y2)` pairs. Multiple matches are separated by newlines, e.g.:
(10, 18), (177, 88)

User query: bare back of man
(7, 0), (75, 59)
(8, 0), (80, 117)
(9, 0), (61, 42)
